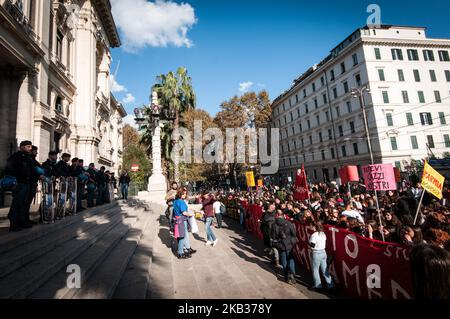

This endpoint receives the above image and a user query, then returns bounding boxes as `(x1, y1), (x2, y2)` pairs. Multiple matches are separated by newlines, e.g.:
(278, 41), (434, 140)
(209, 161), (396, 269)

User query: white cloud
(122, 93), (136, 104)
(123, 114), (138, 129)
(111, 0), (197, 52)
(239, 81), (254, 93)
(110, 75), (127, 93)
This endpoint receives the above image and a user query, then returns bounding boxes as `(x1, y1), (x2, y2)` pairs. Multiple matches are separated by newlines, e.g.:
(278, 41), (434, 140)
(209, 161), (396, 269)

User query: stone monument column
(138, 92), (168, 206)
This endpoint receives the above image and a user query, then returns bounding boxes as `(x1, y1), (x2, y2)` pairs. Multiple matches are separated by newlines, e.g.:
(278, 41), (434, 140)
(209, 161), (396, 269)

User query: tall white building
(270, 25), (450, 183)
(0, 0), (125, 174)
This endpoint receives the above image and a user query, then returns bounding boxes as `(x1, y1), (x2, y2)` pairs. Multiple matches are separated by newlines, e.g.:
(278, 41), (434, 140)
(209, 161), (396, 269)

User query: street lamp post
(351, 85), (385, 241)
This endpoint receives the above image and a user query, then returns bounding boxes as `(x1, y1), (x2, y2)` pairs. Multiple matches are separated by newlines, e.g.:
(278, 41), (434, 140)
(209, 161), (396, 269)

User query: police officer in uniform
(55, 153), (71, 178)
(76, 159), (88, 212)
(96, 166), (107, 206)
(42, 151), (59, 178)
(86, 163), (97, 207)
(24, 146), (42, 225)
(5, 141), (36, 231)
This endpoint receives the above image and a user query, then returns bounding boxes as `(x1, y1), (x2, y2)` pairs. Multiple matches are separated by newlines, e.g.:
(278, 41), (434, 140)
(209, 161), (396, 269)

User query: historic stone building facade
(0, 0), (125, 173)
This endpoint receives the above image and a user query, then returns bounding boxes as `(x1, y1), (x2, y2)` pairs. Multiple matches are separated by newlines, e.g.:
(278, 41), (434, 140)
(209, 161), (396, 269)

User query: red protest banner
(244, 204), (413, 299)
(339, 166), (359, 184)
(362, 164), (397, 191)
(293, 164), (309, 201)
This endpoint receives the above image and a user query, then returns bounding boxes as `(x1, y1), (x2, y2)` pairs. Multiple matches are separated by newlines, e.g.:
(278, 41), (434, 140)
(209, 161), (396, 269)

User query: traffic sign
(131, 164), (139, 172)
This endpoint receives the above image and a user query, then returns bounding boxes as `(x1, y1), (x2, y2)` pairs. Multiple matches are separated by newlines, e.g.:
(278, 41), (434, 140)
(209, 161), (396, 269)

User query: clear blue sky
(111, 0), (450, 118)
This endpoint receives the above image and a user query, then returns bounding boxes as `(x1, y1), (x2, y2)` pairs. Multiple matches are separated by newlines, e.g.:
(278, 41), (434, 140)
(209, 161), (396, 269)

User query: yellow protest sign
(421, 162), (445, 199)
(245, 171), (255, 187)
(257, 179), (263, 187)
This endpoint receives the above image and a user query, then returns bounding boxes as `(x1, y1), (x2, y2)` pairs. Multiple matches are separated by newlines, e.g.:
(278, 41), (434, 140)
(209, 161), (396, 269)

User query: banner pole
(373, 190), (385, 242)
(413, 190), (425, 225)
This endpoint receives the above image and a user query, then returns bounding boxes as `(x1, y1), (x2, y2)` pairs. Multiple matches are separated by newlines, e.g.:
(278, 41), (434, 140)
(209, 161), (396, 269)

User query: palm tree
(150, 67), (196, 183)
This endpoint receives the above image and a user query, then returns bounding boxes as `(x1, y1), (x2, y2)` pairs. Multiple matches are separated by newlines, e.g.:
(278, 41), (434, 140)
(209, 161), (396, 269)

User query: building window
(54, 132), (62, 152)
(378, 69), (385, 81)
(434, 91), (442, 103)
(353, 143), (359, 155)
(352, 54), (358, 66)
(328, 129), (332, 140)
(335, 106), (340, 117)
(321, 77), (325, 87)
(292, 126), (295, 135)
(445, 70), (450, 82)
(349, 121), (355, 133)
(289, 99), (292, 107)
(413, 70), (421, 82)
(314, 99), (318, 109)
(418, 91), (425, 103)
(333, 167), (338, 178)
(309, 136), (313, 145)
(55, 96), (63, 112)
(374, 48), (381, 60)
(319, 132), (323, 143)
(402, 91), (409, 103)
(423, 50), (435, 61)
(338, 125), (343, 137)
(56, 30), (63, 60)
(406, 113), (414, 126)
(444, 134), (450, 148)
(420, 112), (433, 125)
(316, 115), (320, 126)
(314, 169), (317, 180)
(297, 108), (300, 117)
(438, 50), (450, 61)
(390, 137), (398, 151)
(430, 70), (437, 82)
(299, 123), (303, 132)
(407, 49), (419, 61)
(392, 48), (403, 60)
(323, 94), (327, 105)
(305, 103), (309, 114)
(398, 69), (405, 82)
(427, 135), (435, 148)
(303, 89), (307, 98)
(347, 101), (352, 113)
(331, 148), (335, 159)
(333, 88), (338, 99)
(290, 112), (294, 121)
(341, 62), (346, 74)
(325, 111), (330, 121)
(312, 83), (316, 92)
(341, 145), (347, 157)
(321, 150), (326, 161)
(330, 70), (335, 81)
(343, 81), (349, 93)
(296, 94), (299, 103)
(439, 112), (446, 125)
(386, 113), (394, 126)
(410, 136), (419, 149)
(307, 120), (311, 129)
(382, 91), (390, 104)
(355, 74), (362, 86)
(301, 138), (304, 148)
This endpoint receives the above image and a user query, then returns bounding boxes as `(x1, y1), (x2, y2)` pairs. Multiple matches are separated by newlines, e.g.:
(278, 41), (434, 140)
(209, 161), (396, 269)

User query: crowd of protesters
(201, 178), (449, 296)
(0, 140), (131, 232)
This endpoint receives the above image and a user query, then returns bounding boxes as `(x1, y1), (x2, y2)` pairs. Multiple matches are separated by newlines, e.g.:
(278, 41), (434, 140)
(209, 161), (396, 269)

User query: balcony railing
(5, 0), (38, 42)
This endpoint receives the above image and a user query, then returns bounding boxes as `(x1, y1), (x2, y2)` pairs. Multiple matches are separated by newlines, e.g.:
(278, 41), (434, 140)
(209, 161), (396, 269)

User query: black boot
(189, 248), (197, 254)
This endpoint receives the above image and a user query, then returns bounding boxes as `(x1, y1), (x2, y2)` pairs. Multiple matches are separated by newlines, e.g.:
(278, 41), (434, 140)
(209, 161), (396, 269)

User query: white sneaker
(212, 239), (218, 247)
(205, 241), (212, 246)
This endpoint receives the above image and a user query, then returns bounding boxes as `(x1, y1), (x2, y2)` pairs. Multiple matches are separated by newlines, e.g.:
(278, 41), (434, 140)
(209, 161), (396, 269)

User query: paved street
(0, 199), (331, 299)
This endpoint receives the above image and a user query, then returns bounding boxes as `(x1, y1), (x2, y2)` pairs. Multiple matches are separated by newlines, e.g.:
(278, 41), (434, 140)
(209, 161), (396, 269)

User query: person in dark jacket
(54, 153), (71, 178)
(5, 141), (36, 231)
(272, 211), (298, 284)
(96, 166), (107, 205)
(261, 201), (279, 265)
(86, 163), (97, 207)
(42, 151), (58, 178)
(119, 171), (131, 200)
(24, 145), (42, 225)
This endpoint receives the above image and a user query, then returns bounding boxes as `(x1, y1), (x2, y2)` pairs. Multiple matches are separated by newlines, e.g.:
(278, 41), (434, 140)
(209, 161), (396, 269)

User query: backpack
(0, 175), (17, 191)
(220, 202), (226, 215)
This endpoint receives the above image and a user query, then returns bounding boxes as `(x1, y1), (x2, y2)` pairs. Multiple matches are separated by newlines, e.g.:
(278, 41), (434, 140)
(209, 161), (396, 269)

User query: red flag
(293, 164), (309, 201)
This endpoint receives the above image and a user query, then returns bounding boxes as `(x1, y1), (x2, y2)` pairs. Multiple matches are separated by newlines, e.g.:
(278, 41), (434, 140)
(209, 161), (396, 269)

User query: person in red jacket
(201, 192), (218, 246)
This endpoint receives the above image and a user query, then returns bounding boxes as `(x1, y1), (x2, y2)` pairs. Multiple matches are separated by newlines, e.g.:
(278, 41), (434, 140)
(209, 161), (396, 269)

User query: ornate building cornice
(92, 0), (121, 48)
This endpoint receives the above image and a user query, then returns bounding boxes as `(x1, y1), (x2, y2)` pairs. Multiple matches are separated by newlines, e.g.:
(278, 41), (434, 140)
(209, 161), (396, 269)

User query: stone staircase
(0, 199), (162, 299)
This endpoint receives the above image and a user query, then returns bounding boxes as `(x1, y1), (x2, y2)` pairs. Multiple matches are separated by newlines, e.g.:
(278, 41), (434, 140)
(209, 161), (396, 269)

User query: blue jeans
(87, 184), (95, 207)
(120, 183), (129, 199)
(280, 250), (295, 278)
(177, 220), (191, 255)
(205, 217), (216, 242)
(311, 250), (334, 289)
(96, 185), (104, 205)
(239, 210), (245, 229)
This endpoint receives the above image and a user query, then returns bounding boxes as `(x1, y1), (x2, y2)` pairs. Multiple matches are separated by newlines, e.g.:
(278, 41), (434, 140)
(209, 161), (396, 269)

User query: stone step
(148, 214), (175, 299)
(0, 210), (125, 299)
(0, 202), (118, 255)
(71, 208), (154, 299)
(0, 206), (122, 280)
(28, 206), (145, 299)
(112, 211), (160, 299)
